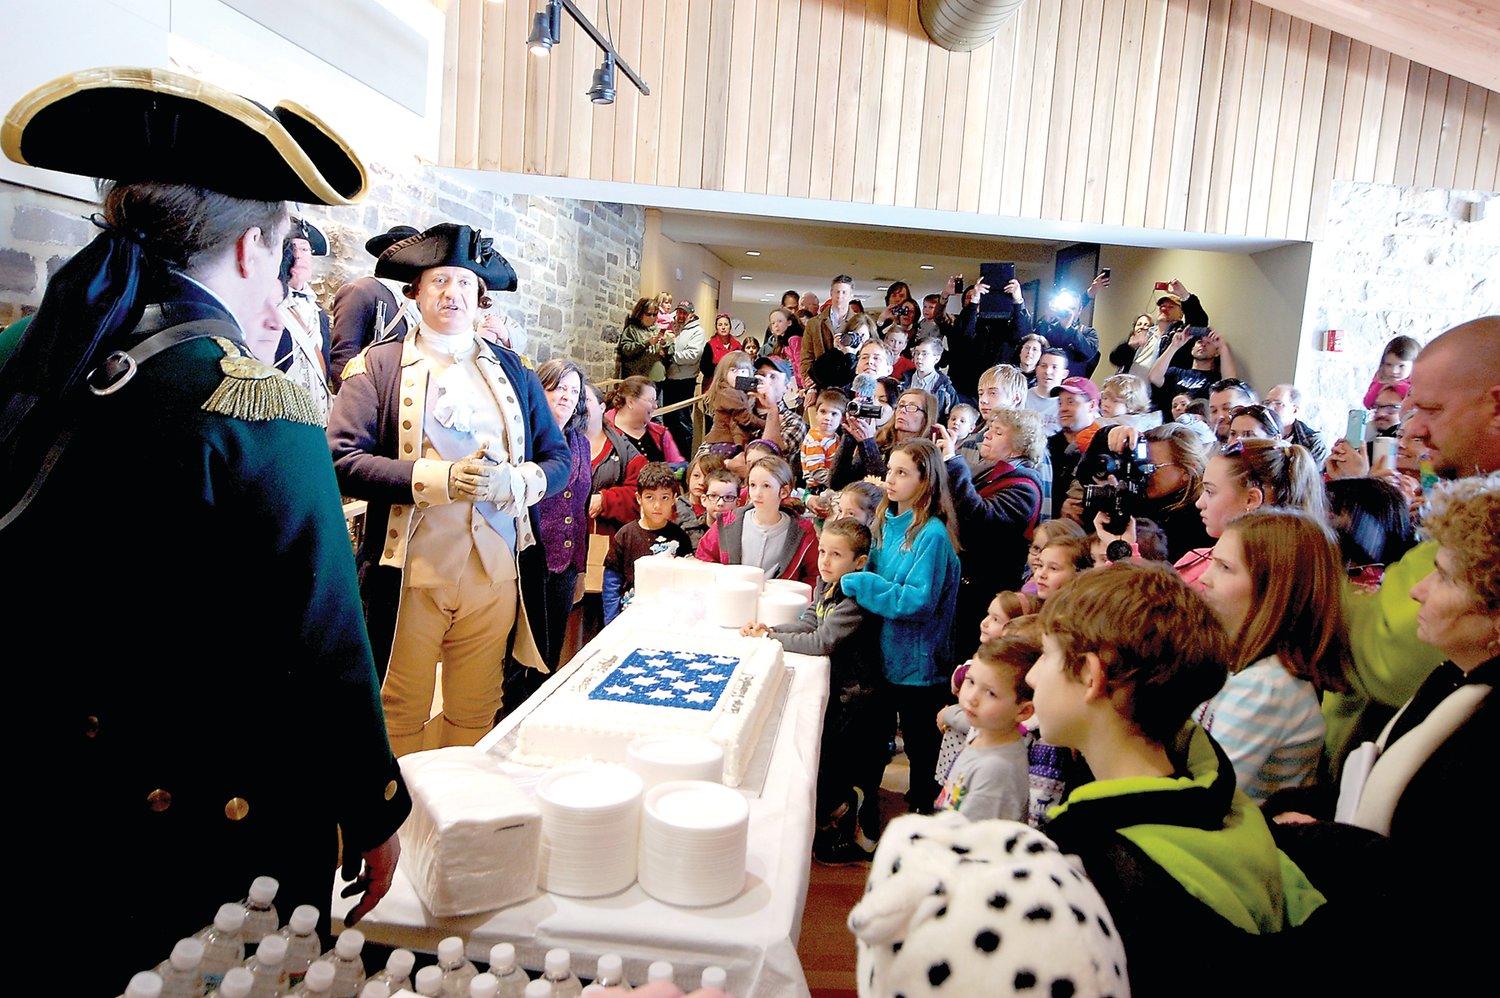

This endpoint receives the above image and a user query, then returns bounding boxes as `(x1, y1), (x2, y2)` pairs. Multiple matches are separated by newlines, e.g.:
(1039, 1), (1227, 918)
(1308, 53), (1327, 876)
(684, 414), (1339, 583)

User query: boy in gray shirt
(934, 635), (1037, 821)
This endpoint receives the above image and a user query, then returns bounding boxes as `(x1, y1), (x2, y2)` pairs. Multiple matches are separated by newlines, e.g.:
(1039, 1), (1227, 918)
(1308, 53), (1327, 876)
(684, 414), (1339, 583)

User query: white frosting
(514, 628), (787, 787)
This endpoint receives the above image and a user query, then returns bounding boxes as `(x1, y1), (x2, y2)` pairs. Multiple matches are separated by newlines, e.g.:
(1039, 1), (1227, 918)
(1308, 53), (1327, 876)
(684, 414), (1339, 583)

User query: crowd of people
(4, 65), (1495, 997)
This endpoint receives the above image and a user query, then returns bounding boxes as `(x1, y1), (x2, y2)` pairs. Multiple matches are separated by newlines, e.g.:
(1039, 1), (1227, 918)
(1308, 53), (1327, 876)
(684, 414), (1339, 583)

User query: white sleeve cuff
(412, 458), (454, 505)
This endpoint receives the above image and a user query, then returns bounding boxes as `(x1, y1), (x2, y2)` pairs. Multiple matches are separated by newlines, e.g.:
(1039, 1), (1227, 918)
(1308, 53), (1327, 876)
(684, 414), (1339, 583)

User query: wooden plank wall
(438, 0), (1500, 241)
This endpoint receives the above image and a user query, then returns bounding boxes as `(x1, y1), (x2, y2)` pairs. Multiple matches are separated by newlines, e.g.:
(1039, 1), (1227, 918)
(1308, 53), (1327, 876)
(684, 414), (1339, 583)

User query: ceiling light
(587, 52), (616, 105)
(745, 251), (761, 257)
(919, 264), (934, 270)
(527, 2), (561, 56)
(740, 275), (753, 280)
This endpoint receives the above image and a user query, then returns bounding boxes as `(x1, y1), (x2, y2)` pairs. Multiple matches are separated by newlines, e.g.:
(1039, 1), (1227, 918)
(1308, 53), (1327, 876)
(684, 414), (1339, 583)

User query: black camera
(891, 302), (913, 318)
(847, 397), (884, 420)
(733, 374), (759, 393)
(1079, 435), (1155, 534)
(837, 329), (865, 350)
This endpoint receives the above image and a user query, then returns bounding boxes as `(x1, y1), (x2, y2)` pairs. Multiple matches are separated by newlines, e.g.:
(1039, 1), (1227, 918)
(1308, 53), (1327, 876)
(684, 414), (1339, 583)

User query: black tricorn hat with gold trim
(1, 66), (366, 205)
(375, 223), (518, 293)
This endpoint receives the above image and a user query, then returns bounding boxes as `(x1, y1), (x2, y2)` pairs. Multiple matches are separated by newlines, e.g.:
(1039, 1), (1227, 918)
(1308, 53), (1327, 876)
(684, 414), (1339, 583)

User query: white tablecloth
(334, 601), (831, 997)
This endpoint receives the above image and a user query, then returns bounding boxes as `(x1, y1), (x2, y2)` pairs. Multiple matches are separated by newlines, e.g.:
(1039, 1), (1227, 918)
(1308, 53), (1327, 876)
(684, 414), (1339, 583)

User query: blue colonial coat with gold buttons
(327, 335), (571, 678)
(7, 274), (411, 987)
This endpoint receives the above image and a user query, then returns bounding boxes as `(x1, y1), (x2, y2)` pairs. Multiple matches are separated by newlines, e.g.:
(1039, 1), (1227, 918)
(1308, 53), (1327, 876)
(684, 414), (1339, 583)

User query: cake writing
(587, 648), (740, 711)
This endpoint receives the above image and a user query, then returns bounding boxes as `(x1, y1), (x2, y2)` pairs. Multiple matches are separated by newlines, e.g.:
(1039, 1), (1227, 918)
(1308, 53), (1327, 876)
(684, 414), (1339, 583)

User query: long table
(333, 602), (832, 996)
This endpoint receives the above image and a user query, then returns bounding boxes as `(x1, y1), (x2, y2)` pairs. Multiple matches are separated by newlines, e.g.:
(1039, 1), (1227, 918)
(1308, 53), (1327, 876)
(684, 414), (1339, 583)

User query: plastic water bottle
(701, 966), (728, 992)
(322, 929), (367, 998)
(291, 961), (336, 996)
(156, 938), (206, 998)
(523, 982), (551, 998)
(220, 968), (256, 998)
(592, 955), (628, 990)
(486, 943), (529, 998)
(542, 950), (581, 998)
(359, 984), (390, 998)
(413, 966), (444, 997)
(367, 948), (415, 995)
(279, 906), (322, 989)
(469, 973), (500, 998)
(197, 903), (248, 993)
(245, 934), (289, 998)
(645, 962), (673, 986)
(578, 988), (606, 997)
(437, 936), (478, 998)
(125, 971), (164, 998)
(241, 877), (281, 954)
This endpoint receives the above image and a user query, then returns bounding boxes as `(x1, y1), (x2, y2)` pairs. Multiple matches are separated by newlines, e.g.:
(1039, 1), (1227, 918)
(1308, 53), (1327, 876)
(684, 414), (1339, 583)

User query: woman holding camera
(1091, 422), (1213, 562)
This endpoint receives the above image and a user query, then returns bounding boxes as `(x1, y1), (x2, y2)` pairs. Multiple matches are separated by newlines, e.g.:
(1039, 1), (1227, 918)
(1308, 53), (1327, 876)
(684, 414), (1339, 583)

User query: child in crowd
(1362, 333), (1419, 408)
(1033, 530), (1093, 602)
(1030, 563), (1325, 996)
(701, 349), (765, 460)
(933, 636), (1037, 821)
(801, 388), (849, 490)
(602, 462), (693, 623)
(938, 592), (1037, 793)
(979, 590), (1038, 642)
(945, 402), (979, 442)
(833, 480), (885, 526)
(744, 518), (882, 864)
(696, 455), (820, 586)
(841, 439), (962, 820)
(1021, 518), (1086, 594)
(1099, 373), (1162, 432)
(901, 336), (957, 419)
(1133, 517), (1171, 562)
(698, 467), (741, 541)
(675, 452), (727, 553)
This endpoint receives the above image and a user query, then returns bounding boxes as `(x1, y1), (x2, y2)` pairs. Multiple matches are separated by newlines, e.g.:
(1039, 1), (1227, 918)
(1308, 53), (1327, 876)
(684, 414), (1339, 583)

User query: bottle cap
(469, 972), (500, 998)
(702, 966), (728, 990)
(220, 967), (255, 998)
(169, 938), (205, 971)
(438, 936), (466, 967)
(387, 948), (416, 977)
(524, 981), (552, 998)
(544, 949), (571, 977)
(647, 961), (673, 983)
(125, 971), (163, 998)
(488, 943), (515, 973)
(247, 876), (279, 904)
(360, 983), (391, 998)
(289, 904), (319, 934)
(304, 960), (337, 993)
(334, 928), (365, 959)
(595, 954), (623, 980)
(414, 965), (444, 996)
(255, 934), (287, 965)
(214, 902), (247, 933)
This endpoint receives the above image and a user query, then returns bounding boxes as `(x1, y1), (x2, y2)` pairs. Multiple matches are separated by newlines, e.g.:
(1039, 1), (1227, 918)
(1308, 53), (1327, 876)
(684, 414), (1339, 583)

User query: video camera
(847, 397), (884, 420)
(1079, 434), (1155, 535)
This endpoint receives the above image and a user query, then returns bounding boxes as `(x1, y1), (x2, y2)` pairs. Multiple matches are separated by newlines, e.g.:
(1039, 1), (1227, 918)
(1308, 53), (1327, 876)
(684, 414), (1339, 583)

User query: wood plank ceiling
(437, 0), (1500, 242)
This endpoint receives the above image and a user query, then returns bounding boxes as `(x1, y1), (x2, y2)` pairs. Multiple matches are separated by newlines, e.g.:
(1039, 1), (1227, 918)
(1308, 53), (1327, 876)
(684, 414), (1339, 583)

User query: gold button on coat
(384, 780), (399, 801)
(225, 797), (250, 821)
(147, 789), (172, 812)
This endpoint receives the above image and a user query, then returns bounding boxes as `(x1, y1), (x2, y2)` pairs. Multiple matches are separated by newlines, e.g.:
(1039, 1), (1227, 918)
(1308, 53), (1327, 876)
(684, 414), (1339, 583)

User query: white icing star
(704, 672), (728, 683)
(658, 668), (684, 680)
(686, 659), (715, 671)
(621, 665), (646, 675)
(631, 676), (658, 687)
(645, 689), (676, 700)
(671, 680), (698, 692)
(603, 685), (632, 696)
(646, 658), (671, 669)
(683, 691), (713, 703)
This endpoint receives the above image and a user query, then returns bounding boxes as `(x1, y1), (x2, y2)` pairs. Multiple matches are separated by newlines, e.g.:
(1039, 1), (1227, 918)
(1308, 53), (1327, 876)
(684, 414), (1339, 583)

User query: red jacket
(695, 506), (820, 589)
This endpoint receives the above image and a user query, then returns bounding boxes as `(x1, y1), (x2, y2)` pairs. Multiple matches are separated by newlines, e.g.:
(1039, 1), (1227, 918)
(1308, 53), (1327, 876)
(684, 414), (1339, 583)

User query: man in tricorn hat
(269, 217), (335, 419)
(0, 67), (409, 989)
(328, 223), (570, 756)
(329, 223), (420, 389)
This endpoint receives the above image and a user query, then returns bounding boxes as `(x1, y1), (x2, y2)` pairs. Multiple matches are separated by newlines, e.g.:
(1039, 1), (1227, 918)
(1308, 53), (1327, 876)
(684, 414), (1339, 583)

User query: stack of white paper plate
(764, 579), (813, 602)
(638, 780), (749, 907)
(626, 735), (725, 788)
(535, 764), (643, 897)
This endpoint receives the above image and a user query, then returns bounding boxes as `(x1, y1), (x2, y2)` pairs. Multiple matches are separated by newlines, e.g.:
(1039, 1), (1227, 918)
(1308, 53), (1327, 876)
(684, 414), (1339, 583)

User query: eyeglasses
(703, 493), (736, 505)
(896, 402), (925, 413)
(1371, 403), (1403, 414)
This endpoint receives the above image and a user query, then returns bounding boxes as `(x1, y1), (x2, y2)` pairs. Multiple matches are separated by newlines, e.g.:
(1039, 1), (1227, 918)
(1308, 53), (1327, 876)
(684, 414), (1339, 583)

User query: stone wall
(0, 162), (645, 382)
(1295, 180), (1499, 439)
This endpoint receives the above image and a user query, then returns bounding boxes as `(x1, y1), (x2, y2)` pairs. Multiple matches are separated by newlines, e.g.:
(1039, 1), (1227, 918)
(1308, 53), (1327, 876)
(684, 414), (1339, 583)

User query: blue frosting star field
(587, 647), (742, 711)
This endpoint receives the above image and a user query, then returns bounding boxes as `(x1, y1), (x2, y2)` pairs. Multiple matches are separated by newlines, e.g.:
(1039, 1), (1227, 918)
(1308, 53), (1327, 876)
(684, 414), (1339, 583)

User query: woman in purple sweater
(529, 359), (592, 682)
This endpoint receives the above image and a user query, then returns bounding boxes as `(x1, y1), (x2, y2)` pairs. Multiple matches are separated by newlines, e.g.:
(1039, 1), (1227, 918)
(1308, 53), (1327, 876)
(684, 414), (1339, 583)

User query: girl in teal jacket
(842, 439), (962, 815)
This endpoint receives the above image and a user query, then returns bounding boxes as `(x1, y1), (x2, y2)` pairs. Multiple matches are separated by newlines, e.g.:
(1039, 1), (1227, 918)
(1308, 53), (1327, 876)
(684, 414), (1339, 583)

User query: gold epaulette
(340, 348), (369, 381)
(201, 337), (324, 427)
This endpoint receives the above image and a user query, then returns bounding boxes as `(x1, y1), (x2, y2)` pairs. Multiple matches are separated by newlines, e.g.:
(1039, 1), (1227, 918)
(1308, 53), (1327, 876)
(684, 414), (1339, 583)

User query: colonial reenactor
(270, 217), (335, 419)
(328, 223), (571, 756)
(0, 67), (410, 991)
(329, 224), (420, 389)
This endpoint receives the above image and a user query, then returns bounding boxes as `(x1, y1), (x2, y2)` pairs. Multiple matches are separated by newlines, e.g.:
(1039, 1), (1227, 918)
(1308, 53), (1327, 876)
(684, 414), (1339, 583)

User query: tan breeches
(382, 547), (517, 755)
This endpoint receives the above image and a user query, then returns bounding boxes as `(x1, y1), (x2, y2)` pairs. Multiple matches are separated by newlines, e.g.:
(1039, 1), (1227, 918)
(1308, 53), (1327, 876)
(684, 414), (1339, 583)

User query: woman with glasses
(878, 388), (940, 458)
